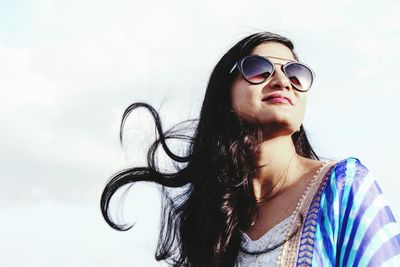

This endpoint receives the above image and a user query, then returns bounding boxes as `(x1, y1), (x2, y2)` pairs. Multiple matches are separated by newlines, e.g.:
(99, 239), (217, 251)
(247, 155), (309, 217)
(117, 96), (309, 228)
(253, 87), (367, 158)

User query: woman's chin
(256, 116), (293, 127)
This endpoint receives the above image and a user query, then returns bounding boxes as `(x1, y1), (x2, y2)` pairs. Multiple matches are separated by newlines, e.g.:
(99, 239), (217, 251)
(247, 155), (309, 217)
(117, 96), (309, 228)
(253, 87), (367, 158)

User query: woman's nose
(268, 66), (291, 90)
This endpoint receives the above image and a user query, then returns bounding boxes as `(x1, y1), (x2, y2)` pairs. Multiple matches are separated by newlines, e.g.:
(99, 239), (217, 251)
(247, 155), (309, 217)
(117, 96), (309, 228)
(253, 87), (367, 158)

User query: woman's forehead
(251, 42), (295, 61)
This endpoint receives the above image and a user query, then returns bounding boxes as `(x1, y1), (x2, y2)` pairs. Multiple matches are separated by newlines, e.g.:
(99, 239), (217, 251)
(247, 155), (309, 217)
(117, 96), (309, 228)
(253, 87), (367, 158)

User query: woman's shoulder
(331, 156), (368, 172)
(327, 156), (371, 185)
(325, 157), (381, 199)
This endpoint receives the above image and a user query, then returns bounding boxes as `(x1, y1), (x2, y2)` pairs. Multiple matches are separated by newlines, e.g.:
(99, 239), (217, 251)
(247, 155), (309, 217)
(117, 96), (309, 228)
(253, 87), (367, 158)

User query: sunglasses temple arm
(229, 63), (237, 74)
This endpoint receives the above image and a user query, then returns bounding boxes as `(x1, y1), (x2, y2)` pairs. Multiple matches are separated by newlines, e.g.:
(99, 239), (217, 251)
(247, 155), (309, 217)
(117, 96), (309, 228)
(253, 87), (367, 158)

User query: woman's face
(230, 42), (307, 136)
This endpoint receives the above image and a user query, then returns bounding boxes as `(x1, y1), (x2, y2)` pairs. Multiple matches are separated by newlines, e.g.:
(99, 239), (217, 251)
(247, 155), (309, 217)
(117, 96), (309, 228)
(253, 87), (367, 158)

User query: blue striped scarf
(297, 157), (400, 266)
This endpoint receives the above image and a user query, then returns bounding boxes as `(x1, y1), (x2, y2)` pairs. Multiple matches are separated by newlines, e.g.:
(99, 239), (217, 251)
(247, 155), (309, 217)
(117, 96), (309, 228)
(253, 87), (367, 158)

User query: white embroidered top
(235, 214), (294, 267)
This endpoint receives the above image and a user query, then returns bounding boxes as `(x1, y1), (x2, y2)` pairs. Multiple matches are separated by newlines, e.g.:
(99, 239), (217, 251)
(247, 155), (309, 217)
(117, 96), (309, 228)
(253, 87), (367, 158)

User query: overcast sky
(1, 0), (400, 266)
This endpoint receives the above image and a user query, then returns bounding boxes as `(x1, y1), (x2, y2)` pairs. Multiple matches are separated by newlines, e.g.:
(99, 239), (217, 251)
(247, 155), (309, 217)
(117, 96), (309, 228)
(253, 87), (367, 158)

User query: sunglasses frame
(229, 55), (315, 92)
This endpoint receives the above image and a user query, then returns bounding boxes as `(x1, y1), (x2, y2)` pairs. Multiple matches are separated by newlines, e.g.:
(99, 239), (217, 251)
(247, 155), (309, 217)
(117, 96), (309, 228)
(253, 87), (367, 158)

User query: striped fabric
(301, 157), (400, 266)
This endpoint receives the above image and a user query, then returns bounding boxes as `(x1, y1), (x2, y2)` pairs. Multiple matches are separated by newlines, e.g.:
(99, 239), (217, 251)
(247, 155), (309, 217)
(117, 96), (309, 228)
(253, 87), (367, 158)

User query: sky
(1, 0), (400, 266)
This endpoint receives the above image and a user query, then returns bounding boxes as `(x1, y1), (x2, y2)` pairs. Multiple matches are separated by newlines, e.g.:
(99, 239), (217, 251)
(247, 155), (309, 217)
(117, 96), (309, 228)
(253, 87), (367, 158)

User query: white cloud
(0, 200), (167, 267)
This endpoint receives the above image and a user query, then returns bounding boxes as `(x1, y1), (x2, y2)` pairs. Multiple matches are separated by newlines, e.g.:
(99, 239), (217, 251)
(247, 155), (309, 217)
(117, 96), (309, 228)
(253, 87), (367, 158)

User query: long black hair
(100, 32), (319, 267)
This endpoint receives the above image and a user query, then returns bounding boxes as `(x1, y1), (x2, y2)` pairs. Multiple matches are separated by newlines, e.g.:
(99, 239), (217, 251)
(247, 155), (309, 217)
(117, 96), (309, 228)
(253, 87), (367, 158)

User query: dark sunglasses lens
(285, 63), (313, 91)
(242, 57), (273, 84)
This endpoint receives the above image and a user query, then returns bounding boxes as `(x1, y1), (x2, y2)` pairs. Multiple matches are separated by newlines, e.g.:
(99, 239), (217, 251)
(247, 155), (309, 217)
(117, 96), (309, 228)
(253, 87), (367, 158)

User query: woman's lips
(266, 97), (291, 105)
(262, 93), (293, 105)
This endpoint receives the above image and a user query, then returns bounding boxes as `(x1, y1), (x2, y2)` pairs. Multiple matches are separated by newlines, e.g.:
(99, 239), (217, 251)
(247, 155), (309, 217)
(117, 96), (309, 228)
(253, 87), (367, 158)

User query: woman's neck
(252, 135), (305, 201)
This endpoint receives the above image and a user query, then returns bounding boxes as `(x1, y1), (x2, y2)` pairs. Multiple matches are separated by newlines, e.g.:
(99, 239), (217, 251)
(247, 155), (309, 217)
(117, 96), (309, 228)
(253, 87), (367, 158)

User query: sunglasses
(229, 55), (314, 92)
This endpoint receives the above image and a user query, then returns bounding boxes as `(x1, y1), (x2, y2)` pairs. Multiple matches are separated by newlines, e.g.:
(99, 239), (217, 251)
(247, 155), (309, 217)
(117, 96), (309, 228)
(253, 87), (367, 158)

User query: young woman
(101, 32), (400, 266)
